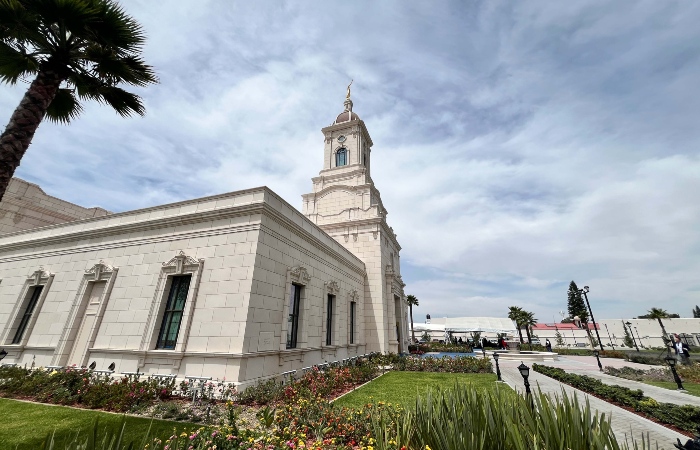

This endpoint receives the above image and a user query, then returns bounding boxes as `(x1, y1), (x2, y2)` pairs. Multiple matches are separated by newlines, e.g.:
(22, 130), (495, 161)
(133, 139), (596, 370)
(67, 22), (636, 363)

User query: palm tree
(523, 311), (538, 345)
(406, 294), (419, 343)
(645, 307), (671, 351)
(508, 306), (526, 343)
(0, 0), (157, 201)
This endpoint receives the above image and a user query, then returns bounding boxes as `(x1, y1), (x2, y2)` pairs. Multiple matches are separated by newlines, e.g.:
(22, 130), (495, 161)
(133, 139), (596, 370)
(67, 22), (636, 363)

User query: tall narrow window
(156, 275), (191, 349)
(12, 285), (43, 344)
(349, 301), (356, 344)
(286, 284), (302, 349)
(326, 294), (334, 345)
(335, 148), (347, 167)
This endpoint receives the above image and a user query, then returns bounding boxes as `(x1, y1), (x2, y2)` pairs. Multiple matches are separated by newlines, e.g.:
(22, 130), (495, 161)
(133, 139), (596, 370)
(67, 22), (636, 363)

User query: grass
(333, 371), (508, 409)
(643, 380), (700, 397)
(0, 398), (197, 450)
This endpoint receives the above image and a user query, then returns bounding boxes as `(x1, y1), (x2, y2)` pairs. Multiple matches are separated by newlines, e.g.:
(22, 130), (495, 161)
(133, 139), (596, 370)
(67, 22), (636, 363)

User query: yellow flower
(426, 446), (432, 450)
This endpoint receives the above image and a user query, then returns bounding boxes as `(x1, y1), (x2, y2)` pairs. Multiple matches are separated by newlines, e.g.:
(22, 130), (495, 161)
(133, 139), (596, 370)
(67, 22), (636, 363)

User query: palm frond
(0, 40), (39, 83)
(45, 88), (83, 123)
(86, 0), (146, 51)
(97, 85), (145, 117)
(83, 45), (156, 86)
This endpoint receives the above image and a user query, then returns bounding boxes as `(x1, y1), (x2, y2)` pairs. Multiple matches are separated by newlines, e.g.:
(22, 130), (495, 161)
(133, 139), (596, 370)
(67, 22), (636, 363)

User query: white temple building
(0, 92), (408, 387)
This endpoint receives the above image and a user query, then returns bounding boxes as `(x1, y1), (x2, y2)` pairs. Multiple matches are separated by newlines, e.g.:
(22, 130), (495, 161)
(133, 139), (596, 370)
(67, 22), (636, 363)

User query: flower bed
(533, 363), (700, 433)
(394, 355), (492, 373)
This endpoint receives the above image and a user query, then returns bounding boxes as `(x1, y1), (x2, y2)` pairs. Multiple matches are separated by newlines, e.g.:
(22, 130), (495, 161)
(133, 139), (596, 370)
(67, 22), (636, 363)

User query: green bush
(534, 364), (700, 432)
(394, 355), (492, 373)
(369, 383), (650, 450)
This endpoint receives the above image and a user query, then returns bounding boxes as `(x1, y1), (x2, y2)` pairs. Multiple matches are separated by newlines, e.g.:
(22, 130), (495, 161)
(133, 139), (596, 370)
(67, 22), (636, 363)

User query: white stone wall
(0, 178), (110, 235)
(0, 187), (366, 386)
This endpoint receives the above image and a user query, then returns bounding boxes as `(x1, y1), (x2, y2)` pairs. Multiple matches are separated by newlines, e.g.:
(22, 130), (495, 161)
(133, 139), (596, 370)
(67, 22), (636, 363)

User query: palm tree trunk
(409, 304), (415, 343)
(517, 327), (524, 343)
(525, 327), (532, 344)
(656, 317), (670, 352)
(0, 67), (63, 202)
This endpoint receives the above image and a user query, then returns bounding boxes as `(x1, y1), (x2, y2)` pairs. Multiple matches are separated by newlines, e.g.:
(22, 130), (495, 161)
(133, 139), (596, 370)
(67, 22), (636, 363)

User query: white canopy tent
(413, 317), (517, 335)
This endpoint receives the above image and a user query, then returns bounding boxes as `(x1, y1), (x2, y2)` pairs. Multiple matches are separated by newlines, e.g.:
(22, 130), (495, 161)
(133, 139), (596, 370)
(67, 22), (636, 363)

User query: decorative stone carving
(85, 260), (114, 280)
(372, 231), (378, 239)
(324, 280), (340, 295)
(347, 289), (359, 302)
(289, 265), (311, 286)
(163, 251), (201, 274)
(28, 267), (50, 285)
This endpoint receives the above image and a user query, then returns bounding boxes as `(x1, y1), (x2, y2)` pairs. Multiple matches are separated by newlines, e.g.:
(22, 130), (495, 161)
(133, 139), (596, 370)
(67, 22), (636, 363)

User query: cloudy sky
(2, 1), (700, 322)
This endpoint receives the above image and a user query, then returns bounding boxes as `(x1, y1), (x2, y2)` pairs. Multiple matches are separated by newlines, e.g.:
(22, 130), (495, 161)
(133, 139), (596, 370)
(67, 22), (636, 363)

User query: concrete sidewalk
(495, 357), (689, 448)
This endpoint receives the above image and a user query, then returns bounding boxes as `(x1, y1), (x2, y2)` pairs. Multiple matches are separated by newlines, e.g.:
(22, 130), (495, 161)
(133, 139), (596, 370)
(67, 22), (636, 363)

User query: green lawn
(0, 398), (197, 450)
(333, 371), (509, 409)
(643, 380), (700, 397)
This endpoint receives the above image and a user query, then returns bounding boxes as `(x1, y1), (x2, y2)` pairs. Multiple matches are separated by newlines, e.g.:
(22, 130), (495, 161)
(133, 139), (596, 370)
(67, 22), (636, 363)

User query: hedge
(533, 364), (700, 433)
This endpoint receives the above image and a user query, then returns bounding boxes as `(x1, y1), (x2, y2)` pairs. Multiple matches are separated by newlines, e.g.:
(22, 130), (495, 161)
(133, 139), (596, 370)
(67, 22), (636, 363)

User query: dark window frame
(12, 285), (44, 344)
(326, 294), (334, 346)
(286, 284), (302, 349)
(350, 301), (356, 344)
(335, 148), (347, 167)
(156, 275), (192, 350)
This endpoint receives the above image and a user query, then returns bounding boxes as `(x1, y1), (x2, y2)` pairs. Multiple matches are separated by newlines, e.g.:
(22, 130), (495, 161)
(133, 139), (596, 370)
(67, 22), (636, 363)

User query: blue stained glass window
(336, 148), (347, 167)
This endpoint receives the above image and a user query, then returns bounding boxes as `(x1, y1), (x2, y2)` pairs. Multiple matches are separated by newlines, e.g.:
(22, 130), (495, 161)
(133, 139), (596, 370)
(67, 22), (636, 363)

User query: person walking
(545, 338), (552, 352)
(673, 334), (691, 365)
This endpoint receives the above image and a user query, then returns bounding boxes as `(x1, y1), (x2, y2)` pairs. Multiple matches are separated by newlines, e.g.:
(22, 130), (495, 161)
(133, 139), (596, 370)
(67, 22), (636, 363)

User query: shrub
(394, 355), (492, 373)
(534, 364), (700, 432)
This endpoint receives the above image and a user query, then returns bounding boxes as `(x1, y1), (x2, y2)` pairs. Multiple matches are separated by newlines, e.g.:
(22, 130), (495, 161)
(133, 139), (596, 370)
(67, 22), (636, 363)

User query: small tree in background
(567, 281), (588, 323)
(555, 330), (565, 347)
(693, 305), (700, 318)
(420, 330), (431, 342)
(405, 294), (419, 343)
(470, 331), (482, 346)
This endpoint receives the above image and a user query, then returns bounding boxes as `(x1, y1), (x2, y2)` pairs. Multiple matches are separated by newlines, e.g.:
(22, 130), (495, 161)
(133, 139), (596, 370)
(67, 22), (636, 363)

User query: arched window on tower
(336, 148), (347, 167)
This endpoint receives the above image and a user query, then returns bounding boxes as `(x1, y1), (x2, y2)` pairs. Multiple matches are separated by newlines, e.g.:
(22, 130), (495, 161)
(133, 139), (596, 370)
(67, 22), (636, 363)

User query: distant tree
(694, 305), (700, 318)
(0, 0), (157, 201)
(622, 323), (634, 348)
(508, 306), (527, 343)
(560, 317), (573, 324)
(523, 311), (538, 344)
(641, 307), (672, 349)
(406, 295), (419, 343)
(567, 281), (588, 324)
(420, 330), (431, 342)
(555, 330), (565, 347)
(470, 331), (482, 346)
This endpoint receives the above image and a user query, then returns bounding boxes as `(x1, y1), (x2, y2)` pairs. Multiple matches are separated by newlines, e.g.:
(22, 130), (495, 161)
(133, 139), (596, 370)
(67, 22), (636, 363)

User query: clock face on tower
(337, 135), (346, 143)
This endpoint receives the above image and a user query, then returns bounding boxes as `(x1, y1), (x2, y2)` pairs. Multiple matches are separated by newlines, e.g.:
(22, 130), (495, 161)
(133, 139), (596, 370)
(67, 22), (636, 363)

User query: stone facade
(0, 97), (407, 387)
(0, 177), (110, 234)
(302, 96), (407, 354)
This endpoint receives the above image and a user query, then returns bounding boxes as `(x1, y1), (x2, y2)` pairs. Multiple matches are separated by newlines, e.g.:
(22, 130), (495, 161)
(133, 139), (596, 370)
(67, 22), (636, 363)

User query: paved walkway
(494, 356), (690, 448)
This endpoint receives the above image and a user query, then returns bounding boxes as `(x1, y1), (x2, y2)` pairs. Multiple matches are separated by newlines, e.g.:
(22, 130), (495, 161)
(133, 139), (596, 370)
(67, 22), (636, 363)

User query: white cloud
(2, 1), (700, 321)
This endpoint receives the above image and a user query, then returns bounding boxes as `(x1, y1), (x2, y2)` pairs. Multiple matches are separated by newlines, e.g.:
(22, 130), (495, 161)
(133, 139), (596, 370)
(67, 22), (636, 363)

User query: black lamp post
(593, 349), (603, 372)
(493, 352), (502, 382)
(580, 286), (604, 352)
(0, 349), (7, 362)
(624, 321), (640, 351)
(666, 355), (686, 391)
(518, 362), (534, 408)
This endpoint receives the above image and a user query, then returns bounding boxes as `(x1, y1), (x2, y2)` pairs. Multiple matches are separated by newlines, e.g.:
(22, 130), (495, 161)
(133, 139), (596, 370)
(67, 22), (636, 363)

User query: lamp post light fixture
(665, 355), (686, 391)
(493, 352), (502, 382)
(0, 349), (7, 362)
(593, 349), (603, 372)
(518, 362), (534, 408)
(624, 321), (640, 352)
(579, 286), (604, 352)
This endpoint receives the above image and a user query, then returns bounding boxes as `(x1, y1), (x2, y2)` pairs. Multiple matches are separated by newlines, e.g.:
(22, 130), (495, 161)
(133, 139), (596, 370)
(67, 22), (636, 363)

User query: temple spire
(344, 80), (353, 112)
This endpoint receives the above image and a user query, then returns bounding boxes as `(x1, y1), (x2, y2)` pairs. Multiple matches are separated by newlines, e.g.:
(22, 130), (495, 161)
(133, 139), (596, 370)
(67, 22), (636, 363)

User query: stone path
(494, 356), (690, 449)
